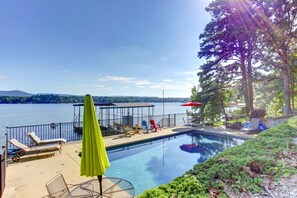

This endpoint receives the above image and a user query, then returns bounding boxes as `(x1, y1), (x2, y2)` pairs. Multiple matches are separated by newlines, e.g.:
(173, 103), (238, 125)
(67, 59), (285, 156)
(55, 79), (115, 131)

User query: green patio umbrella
(80, 94), (110, 196)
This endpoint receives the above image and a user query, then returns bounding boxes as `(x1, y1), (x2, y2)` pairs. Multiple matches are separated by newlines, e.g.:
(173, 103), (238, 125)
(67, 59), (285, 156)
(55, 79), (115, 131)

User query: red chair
(149, 119), (161, 132)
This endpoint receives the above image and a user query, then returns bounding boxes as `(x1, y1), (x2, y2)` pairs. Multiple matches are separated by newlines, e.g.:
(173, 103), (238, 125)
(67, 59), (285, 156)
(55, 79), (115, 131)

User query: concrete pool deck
(3, 126), (257, 198)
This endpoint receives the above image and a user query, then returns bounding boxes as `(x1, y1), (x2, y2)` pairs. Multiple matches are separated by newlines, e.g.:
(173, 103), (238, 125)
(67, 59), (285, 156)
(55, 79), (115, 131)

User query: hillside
(0, 90), (32, 97)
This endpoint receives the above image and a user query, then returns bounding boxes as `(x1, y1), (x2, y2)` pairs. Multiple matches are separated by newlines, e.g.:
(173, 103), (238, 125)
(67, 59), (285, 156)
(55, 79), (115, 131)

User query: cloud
(98, 75), (152, 86)
(175, 70), (198, 76)
(97, 75), (196, 93)
(0, 75), (6, 80)
(94, 84), (105, 88)
(99, 76), (135, 82)
(149, 79), (194, 90)
(94, 84), (113, 92)
(163, 79), (173, 83)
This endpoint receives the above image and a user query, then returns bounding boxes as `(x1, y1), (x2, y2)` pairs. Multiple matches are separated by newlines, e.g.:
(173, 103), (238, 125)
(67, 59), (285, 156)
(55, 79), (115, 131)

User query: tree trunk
(218, 93), (228, 125)
(239, 41), (249, 115)
(283, 64), (292, 114)
(247, 41), (254, 112)
(291, 73), (295, 112)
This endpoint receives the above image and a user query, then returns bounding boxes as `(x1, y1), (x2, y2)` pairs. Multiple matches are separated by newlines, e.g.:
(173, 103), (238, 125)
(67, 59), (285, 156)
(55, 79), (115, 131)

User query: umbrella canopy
(80, 94), (110, 195)
(180, 101), (203, 106)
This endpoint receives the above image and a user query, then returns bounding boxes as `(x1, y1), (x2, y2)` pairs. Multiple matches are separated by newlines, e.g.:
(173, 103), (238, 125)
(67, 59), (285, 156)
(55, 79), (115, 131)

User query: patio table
(71, 177), (135, 198)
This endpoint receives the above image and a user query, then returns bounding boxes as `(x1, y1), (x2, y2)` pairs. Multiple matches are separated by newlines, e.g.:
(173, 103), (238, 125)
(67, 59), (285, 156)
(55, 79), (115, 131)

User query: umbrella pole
(97, 175), (103, 196)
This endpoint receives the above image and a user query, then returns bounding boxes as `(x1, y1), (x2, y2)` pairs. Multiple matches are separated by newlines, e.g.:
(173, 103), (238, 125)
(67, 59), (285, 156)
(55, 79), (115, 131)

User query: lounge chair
(141, 120), (149, 133)
(9, 138), (61, 162)
(46, 173), (94, 198)
(125, 125), (135, 137)
(113, 123), (123, 134)
(27, 131), (67, 146)
(133, 124), (142, 134)
(149, 119), (161, 132)
(241, 118), (261, 133)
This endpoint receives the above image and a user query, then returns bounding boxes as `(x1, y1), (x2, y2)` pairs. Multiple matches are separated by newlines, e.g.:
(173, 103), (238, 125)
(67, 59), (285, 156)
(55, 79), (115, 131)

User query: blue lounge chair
(241, 118), (261, 133)
(141, 120), (149, 133)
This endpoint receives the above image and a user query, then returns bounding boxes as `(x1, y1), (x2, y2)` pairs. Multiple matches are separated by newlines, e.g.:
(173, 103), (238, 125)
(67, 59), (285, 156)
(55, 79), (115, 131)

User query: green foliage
(138, 176), (208, 198)
(253, 71), (289, 117)
(191, 63), (234, 125)
(266, 93), (285, 117)
(229, 107), (248, 121)
(213, 121), (224, 126)
(138, 116), (297, 197)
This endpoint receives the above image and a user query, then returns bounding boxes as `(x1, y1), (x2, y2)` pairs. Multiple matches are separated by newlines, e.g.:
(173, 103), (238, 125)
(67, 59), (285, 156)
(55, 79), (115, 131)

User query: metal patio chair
(46, 174), (94, 198)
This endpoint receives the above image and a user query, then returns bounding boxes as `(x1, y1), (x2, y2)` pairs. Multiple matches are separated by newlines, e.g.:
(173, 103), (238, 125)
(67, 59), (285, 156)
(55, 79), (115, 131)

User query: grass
(138, 116), (297, 198)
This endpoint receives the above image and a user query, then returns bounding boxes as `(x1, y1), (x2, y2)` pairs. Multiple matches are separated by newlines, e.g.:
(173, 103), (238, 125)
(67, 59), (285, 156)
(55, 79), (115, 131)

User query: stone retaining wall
(262, 114), (297, 128)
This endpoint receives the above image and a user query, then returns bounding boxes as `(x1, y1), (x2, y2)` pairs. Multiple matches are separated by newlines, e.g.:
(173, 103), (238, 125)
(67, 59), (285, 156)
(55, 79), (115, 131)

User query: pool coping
(105, 126), (255, 150)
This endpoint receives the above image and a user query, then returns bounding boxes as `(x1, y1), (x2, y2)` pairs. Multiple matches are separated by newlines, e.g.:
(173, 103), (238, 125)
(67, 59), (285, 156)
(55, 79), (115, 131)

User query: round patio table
(71, 177), (135, 198)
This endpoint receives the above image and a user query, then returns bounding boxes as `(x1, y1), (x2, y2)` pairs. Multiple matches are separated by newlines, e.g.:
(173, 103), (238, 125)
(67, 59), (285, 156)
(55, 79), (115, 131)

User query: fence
(6, 113), (188, 150)
(0, 133), (7, 197)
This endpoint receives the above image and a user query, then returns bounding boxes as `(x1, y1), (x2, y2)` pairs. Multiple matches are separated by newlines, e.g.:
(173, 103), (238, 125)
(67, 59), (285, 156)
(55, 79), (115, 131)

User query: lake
(0, 102), (191, 143)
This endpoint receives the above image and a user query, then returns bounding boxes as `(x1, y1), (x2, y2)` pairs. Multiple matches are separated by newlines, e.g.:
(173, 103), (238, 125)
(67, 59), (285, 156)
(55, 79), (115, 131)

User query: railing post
(174, 114), (176, 126)
(168, 114), (170, 127)
(59, 123), (62, 138)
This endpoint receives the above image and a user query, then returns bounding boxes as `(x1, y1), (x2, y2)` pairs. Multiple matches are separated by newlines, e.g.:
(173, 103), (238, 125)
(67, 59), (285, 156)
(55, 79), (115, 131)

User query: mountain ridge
(0, 90), (33, 96)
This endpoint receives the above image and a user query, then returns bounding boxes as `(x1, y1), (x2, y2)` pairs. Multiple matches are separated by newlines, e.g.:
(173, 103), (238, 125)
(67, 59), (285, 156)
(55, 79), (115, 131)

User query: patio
(2, 126), (256, 198)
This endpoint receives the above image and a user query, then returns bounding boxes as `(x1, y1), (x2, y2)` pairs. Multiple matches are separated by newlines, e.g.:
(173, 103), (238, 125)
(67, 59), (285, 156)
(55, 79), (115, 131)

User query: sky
(0, 0), (212, 98)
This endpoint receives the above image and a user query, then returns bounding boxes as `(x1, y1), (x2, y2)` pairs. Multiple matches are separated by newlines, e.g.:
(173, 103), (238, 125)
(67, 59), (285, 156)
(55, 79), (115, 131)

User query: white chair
(27, 131), (66, 146)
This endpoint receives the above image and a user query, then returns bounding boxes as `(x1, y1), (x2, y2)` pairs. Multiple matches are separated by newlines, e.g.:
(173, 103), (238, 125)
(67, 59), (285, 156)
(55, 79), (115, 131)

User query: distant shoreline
(0, 94), (189, 104)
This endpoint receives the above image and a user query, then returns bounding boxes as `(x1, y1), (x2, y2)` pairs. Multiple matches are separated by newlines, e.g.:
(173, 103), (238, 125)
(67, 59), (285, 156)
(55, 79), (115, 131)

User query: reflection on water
(105, 132), (244, 195)
(183, 133), (244, 163)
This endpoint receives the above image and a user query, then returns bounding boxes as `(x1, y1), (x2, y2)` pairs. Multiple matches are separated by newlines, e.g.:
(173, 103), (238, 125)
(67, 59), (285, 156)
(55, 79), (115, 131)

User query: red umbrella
(180, 101), (203, 106)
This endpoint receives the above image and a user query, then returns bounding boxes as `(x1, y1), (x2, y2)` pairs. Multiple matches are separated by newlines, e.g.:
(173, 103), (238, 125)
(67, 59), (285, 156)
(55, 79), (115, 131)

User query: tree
(191, 61), (233, 125)
(253, 0), (297, 114)
(198, 0), (260, 115)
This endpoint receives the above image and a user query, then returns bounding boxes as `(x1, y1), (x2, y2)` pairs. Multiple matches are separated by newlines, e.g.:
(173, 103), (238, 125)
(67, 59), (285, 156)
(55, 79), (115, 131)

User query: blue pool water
(105, 132), (245, 195)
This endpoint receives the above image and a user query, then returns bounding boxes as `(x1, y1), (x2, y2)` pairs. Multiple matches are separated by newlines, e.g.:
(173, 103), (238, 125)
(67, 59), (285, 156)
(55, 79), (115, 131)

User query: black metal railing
(7, 122), (82, 150)
(6, 113), (188, 150)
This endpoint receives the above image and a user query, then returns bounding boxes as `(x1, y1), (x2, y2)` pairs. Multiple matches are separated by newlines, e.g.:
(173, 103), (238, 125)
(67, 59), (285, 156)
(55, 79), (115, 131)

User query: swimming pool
(105, 131), (245, 195)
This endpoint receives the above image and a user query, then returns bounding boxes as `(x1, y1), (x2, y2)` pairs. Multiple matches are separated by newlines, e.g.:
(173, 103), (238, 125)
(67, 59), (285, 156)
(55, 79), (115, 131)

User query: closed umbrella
(80, 94), (110, 196)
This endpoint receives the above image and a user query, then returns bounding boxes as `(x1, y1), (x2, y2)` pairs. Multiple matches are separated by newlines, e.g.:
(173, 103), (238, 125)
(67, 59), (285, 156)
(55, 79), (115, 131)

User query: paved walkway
(3, 126), (257, 198)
